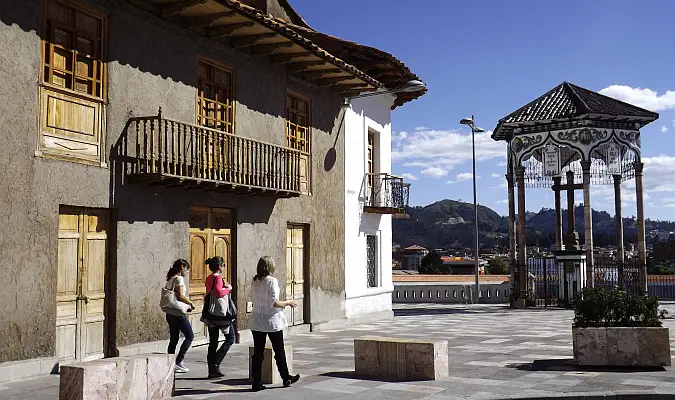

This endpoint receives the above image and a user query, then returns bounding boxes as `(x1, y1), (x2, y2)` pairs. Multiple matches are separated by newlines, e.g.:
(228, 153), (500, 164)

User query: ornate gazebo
(492, 82), (659, 307)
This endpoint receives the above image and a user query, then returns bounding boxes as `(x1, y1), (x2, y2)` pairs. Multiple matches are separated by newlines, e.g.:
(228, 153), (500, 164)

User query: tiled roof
(492, 82), (659, 140)
(220, 0), (383, 90)
(393, 274), (510, 283)
(404, 245), (428, 251)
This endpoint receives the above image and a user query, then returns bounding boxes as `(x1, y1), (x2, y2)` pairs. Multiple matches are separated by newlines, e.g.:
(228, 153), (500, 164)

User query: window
(197, 60), (234, 133)
(366, 234), (378, 288)
(286, 93), (310, 152)
(43, 0), (105, 99)
(368, 131), (375, 189)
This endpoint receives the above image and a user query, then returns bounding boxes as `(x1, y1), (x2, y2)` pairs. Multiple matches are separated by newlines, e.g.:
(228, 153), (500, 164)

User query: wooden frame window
(286, 93), (310, 152)
(197, 60), (234, 133)
(43, 0), (105, 99)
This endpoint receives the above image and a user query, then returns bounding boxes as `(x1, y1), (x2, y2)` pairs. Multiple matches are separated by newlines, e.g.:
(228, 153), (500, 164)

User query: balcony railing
(118, 110), (307, 197)
(364, 173), (410, 215)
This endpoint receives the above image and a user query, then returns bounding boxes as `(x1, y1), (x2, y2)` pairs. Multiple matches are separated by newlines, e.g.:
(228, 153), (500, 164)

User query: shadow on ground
(505, 358), (666, 373)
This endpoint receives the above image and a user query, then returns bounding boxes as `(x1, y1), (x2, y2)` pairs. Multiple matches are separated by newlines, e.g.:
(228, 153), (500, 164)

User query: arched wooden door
(188, 207), (233, 338)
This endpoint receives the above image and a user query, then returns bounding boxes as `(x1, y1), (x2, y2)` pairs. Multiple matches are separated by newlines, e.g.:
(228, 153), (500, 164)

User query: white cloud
(497, 199), (509, 205)
(643, 155), (675, 193)
(497, 161), (507, 167)
(399, 173), (418, 181)
(599, 85), (675, 112)
(456, 172), (478, 182)
(414, 126), (428, 131)
(662, 125), (670, 133)
(492, 173), (502, 178)
(392, 128), (506, 171)
(420, 166), (448, 179)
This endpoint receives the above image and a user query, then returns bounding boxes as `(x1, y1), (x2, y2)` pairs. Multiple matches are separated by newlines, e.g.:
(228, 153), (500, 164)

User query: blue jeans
(207, 322), (236, 368)
(166, 313), (194, 364)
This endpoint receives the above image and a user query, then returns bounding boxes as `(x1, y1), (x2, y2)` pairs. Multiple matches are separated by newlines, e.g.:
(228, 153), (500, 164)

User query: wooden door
(188, 207), (232, 337)
(285, 225), (306, 326)
(56, 207), (108, 363)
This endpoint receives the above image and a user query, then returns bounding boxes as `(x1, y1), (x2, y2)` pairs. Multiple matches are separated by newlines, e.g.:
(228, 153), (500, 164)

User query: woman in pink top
(203, 256), (236, 378)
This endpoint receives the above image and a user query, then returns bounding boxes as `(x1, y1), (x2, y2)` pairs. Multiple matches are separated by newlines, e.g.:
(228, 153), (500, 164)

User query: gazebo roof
(492, 82), (659, 141)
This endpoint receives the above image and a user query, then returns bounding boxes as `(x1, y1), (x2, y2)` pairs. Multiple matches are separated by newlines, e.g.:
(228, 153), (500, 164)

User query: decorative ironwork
(366, 235), (377, 288)
(512, 134), (543, 153)
(557, 128), (608, 145)
(364, 173), (410, 213)
(117, 112), (306, 196)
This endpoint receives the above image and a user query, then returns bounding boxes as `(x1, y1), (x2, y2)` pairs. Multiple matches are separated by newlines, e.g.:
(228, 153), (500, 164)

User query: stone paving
(3, 303), (675, 399)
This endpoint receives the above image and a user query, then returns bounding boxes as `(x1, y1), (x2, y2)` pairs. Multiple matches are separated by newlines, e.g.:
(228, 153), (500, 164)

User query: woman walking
(163, 259), (195, 373)
(250, 256), (300, 391)
(203, 256), (237, 378)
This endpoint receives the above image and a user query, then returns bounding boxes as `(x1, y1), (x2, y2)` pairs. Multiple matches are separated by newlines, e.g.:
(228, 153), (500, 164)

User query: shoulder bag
(160, 277), (190, 316)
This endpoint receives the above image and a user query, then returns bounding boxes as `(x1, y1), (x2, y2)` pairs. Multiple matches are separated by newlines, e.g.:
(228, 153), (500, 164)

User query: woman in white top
(250, 256), (300, 391)
(164, 259), (195, 373)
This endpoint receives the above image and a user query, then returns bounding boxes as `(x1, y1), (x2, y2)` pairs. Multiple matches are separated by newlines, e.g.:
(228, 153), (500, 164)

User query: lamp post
(344, 80), (427, 103)
(460, 116), (485, 304)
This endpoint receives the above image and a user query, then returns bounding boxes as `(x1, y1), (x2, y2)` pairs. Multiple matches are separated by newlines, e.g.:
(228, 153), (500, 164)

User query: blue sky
(290, 0), (675, 220)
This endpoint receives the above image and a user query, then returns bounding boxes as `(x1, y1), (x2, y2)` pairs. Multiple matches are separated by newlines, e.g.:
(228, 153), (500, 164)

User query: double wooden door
(285, 225), (307, 326)
(188, 206), (232, 337)
(55, 207), (108, 363)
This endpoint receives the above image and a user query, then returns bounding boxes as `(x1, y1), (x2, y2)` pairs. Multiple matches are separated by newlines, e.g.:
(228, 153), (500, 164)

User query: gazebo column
(566, 170), (575, 234)
(553, 176), (563, 250)
(516, 166), (527, 306)
(634, 161), (647, 294)
(506, 172), (517, 303)
(581, 160), (594, 288)
(613, 175), (625, 289)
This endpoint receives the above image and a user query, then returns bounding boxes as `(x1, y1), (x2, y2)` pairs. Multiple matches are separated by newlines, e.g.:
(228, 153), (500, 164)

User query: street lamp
(460, 115), (485, 304)
(344, 80), (427, 103)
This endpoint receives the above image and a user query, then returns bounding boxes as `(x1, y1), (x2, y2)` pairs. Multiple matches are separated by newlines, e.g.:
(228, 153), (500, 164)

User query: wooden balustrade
(119, 111), (306, 197)
(364, 173), (410, 214)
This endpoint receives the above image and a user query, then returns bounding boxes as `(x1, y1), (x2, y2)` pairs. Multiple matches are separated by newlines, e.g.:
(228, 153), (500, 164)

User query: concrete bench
(248, 345), (293, 385)
(354, 337), (448, 381)
(59, 354), (174, 400)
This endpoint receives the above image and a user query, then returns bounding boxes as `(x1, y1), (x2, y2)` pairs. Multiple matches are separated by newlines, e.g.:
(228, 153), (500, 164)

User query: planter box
(573, 327), (671, 367)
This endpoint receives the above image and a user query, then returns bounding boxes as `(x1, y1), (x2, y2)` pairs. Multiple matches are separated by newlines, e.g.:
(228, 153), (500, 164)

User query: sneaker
(175, 363), (190, 373)
(252, 384), (266, 392)
(283, 374), (300, 387)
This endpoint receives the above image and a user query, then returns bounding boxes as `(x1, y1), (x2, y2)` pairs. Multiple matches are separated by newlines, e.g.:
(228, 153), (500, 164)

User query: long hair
(166, 259), (190, 281)
(253, 256), (275, 281)
(206, 256), (225, 273)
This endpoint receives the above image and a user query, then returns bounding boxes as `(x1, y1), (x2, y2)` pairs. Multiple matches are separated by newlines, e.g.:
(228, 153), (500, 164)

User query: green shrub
(572, 287), (667, 328)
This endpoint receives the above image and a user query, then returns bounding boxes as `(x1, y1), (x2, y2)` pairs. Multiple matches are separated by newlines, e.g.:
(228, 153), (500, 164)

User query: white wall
(343, 94), (395, 319)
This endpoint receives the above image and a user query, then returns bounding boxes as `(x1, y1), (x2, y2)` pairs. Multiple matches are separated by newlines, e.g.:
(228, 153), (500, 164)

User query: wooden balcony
(118, 111), (308, 197)
(364, 173), (410, 216)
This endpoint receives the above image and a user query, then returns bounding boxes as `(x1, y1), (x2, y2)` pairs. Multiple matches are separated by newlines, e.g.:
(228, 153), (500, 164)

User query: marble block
(248, 345), (293, 385)
(573, 327), (671, 367)
(146, 354), (175, 399)
(354, 337), (448, 381)
(59, 361), (118, 400)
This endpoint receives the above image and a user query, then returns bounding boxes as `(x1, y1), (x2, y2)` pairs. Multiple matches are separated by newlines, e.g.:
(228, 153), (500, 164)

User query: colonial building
(0, 0), (424, 376)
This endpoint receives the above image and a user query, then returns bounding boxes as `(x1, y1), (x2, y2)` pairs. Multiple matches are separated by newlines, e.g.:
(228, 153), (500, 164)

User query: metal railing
(365, 173), (410, 210)
(118, 109), (306, 194)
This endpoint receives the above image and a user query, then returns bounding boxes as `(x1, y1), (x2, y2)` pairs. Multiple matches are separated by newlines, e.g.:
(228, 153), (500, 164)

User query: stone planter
(573, 326), (671, 367)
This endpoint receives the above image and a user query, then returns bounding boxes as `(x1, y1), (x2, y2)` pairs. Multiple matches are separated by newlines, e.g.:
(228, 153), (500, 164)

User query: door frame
(286, 223), (309, 325)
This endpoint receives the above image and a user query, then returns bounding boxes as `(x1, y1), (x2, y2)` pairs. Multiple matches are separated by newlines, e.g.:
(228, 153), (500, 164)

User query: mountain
(393, 200), (675, 250)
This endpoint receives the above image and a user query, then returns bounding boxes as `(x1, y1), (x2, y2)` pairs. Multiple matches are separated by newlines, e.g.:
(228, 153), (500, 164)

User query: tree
(419, 251), (444, 274)
(487, 258), (508, 275)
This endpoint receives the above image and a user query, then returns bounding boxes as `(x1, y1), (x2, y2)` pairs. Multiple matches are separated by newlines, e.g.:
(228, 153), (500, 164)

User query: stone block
(146, 354), (175, 399)
(248, 345), (293, 385)
(59, 361), (118, 400)
(573, 327), (671, 367)
(354, 337), (448, 381)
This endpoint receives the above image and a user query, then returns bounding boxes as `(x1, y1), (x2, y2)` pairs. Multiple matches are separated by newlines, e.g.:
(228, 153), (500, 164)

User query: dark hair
(166, 259), (190, 281)
(206, 256), (224, 273)
(253, 256), (275, 281)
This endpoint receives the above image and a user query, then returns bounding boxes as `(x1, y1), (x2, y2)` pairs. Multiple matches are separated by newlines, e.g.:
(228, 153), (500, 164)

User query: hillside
(393, 200), (675, 250)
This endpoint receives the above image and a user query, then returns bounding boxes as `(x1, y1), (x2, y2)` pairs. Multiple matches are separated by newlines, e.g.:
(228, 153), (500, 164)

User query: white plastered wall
(343, 94), (394, 319)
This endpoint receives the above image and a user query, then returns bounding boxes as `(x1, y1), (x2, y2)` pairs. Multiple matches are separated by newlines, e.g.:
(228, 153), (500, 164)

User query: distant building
(653, 236), (675, 264)
(401, 245), (429, 270)
(440, 256), (487, 275)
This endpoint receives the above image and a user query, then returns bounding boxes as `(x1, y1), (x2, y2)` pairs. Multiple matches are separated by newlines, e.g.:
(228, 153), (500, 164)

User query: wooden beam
(270, 52), (311, 64)
(313, 76), (355, 85)
(229, 32), (277, 47)
(207, 22), (255, 37)
(299, 68), (342, 78)
(184, 11), (235, 28)
(250, 42), (294, 56)
(287, 60), (326, 72)
(160, 0), (207, 17)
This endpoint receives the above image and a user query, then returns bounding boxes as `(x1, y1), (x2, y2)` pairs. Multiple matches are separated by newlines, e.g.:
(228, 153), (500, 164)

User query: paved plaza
(3, 304), (675, 399)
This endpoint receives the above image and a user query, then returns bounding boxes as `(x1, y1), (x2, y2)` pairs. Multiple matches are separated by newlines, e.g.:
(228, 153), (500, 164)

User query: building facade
(0, 0), (424, 373)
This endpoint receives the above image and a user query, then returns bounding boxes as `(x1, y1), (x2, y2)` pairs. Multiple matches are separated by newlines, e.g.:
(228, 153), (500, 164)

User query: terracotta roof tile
(393, 274), (510, 283)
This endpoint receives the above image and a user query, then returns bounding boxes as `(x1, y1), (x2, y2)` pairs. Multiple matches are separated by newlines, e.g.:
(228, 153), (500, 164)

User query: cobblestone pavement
(3, 303), (675, 399)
